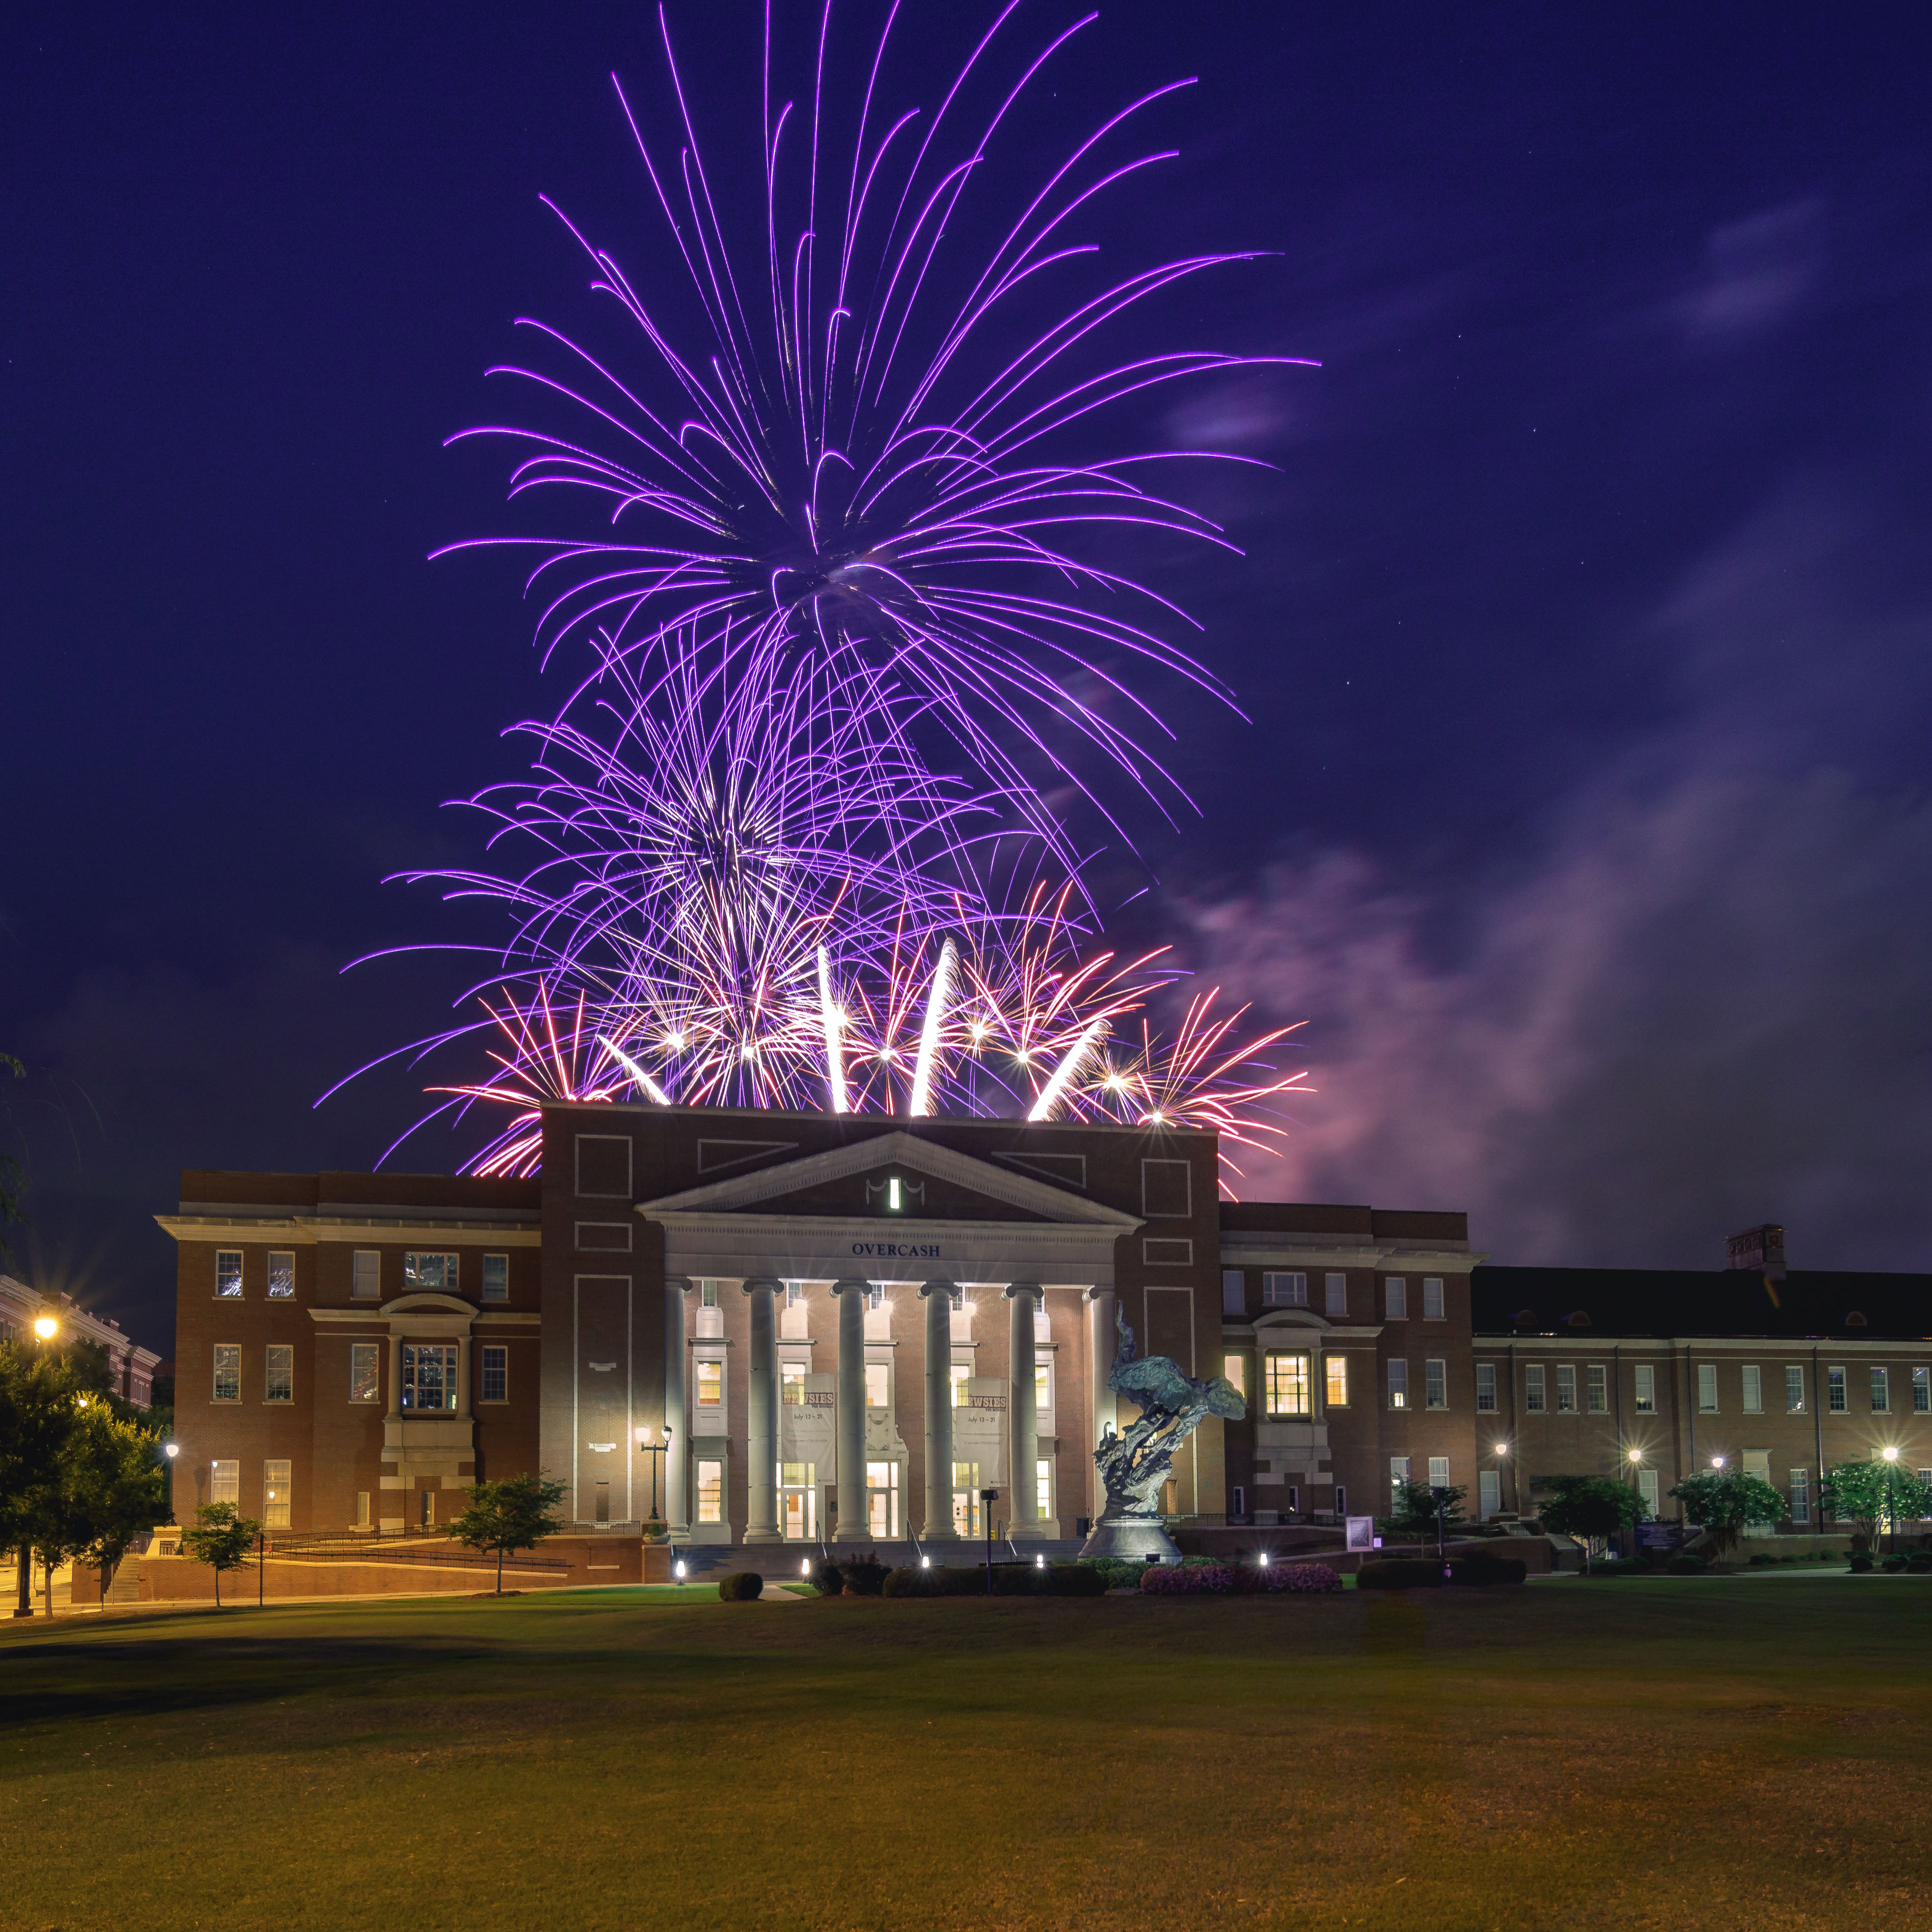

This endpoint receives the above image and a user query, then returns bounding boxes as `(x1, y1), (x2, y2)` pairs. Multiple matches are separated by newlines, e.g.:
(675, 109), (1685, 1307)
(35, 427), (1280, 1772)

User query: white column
(743, 1278), (783, 1543)
(832, 1279), (870, 1542)
(1087, 1287), (1117, 1523)
(664, 1276), (693, 1535)
(1006, 1285), (1043, 1539)
(921, 1280), (957, 1540)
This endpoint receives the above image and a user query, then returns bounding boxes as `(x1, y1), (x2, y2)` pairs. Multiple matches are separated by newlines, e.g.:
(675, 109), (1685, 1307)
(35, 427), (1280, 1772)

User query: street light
(164, 1442), (179, 1460)
(31, 1316), (57, 1341)
(1711, 1456), (1726, 1470)
(1627, 1448), (1643, 1464)
(633, 1424), (672, 1531)
(1882, 1445), (1902, 1556)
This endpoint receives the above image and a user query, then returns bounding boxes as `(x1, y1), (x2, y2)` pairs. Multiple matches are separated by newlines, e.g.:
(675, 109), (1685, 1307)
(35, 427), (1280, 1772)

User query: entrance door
(952, 1461), (981, 1538)
(780, 1461), (816, 1539)
(867, 1461), (900, 1539)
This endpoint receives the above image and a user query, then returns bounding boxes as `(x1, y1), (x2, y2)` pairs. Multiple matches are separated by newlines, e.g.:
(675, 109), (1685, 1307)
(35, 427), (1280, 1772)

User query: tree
(1823, 1461), (1932, 1555)
(448, 1472), (566, 1593)
(0, 1341), (81, 1616)
(61, 1401), (170, 1595)
(1669, 1470), (1784, 1562)
(1383, 1479), (1467, 1556)
(179, 1502), (261, 1608)
(1539, 1475), (1648, 1574)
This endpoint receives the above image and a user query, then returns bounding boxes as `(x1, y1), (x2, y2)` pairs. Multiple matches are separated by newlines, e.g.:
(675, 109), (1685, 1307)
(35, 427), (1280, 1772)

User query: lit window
(403, 1252), (458, 1292)
(1221, 1270), (1246, 1315)
(1385, 1278), (1407, 1320)
(1034, 1361), (1052, 1413)
(1263, 1272), (1307, 1307)
(480, 1345), (507, 1402)
(781, 1363), (807, 1406)
(1828, 1366), (1847, 1412)
(1586, 1364), (1608, 1414)
(1871, 1367), (1891, 1414)
(1222, 1353), (1246, 1398)
(1036, 1457), (1052, 1521)
(866, 1285), (884, 1312)
(1424, 1359), (1447, 1411)
(350, 1343), (380, 1404)
(401, 1344), (457, 1411)
(1428, 1456), (1449, 1488)
(1475, 1362), (1497, 1413)
(480, 1254), (509, 1303)
(351, 1251), (380, 1301)
(216, 1252), (243, 1299)
(695, 1359), (723, 1411)
(1389, 1456), (1410, 1499)
(1556, 1365), (1576, 1413)
(1324, 1273), (1348, 1317)
(785, 1283), (802, 1307)
(1697, 1363), (1718, 1414)
(1785, 1365), (1805, 1413)
(265, 1345), (293, 1404)
(949, 1364), (971, 1408)
(213, 1344), (241, 1403)
(1915, 1367), (1930, 1413)
(210, 1460), (239, 1504)
(263, 1460), (291, 1529)
(1525, 1365), (1546, 1413)
(865, 1362), (890, 1409)
(1387, 1359), (1409, 1411)
(1422, 1278), (1444, 1321)
(1741, 1364), (1762, 1414)
(952, 1462), (983, 1537)
(696, 1460), (723, 1524)
(1266, 1352), (1310, 1417)
(1637, 1468), (1659, 1517)
(1789, 1468), (1810, 1525)
(1634, 1363), (1656, 1414)
(1325, 1354), (1349, 1408)
(267, 1252), (295, 1299)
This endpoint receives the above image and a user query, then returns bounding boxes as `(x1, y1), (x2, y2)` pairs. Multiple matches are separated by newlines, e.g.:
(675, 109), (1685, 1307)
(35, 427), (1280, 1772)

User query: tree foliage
(0, 1342), (82, 1592)
(62, 1401), (169, 1588)
(1539, 1474), (1648, 1573)
(179, 1502), (261, 1608)
(1823, 1461), (1932, 1546)
(449, 1472), (566, 1593)
(1669, 1470), (1784, 1560)
(1383, 1479), (1467, 1551)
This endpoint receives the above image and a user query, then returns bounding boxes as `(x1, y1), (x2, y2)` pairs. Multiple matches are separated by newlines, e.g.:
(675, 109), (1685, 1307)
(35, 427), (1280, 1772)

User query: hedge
(717, 1571), (764, 1601)
(1239, 1561), (1344, 1594)
(808, 1552), (888, 1596)
(1140, 1562), (1236, 1594)
(1356, 1557), (1445, 1591)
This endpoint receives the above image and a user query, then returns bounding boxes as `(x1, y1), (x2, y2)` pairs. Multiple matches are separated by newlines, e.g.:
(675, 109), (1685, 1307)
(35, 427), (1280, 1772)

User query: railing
(255, 1534), (567, 1574)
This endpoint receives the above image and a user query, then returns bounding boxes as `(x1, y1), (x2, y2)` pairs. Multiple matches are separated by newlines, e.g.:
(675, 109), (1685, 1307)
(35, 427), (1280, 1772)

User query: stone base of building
(1078, 1517), (1182, 1564)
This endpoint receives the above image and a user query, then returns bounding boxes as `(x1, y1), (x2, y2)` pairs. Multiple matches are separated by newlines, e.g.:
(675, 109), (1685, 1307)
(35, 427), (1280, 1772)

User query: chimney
(1726, 1223), (1786, 1281)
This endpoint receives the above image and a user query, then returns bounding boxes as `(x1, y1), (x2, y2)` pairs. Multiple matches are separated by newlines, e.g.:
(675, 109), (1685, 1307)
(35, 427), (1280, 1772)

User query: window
(1222, 1352), (1246, 1398)
(1387, 1359), (1409, 1410)
(948, 1285), (964, 1312)
(1740, 1364), (1762, 1414)
(1231, 1483), (1247, 1519)
(213, 1344), (241, 1403)
(1786, 1365), (1805, 1413)
(216, 1251), (243, 1299)
(1325, 1355), (1349, 1408)
(401, 1344), (457, 1411)
(1266, 1352), (1310, 1417)
(1871, 1367), (1890, 1414)
(1475, 1362), (1497, 1412)
(403, 1252), (458, 1292)
(950, 1364), (971, 1409)
(1828, 1365), (1847, 1413)
(785, 1283), (802, 1307)
(1285, 1484), (1299, 1515)
(864, 1362), (890, 1409)
(1428, 1456), (1450, 1488)
(1422, 1278), (1444, 1321)
(1263, 1271), (1307, 1307)
(1634, 1363), (1656, 1414)
(1385, 1278), (1407, 1320)
(1324, 1273), (1348, 1318)
(265, 1345), (293, 1404)
(866, 1284), (885, 1312)
(1916, 1367), (1930, 1413)
(1221, 1270), (1246, 1315)
(1389, 1456), (1410, 1498)
(352, 1251), (380, 1300)
(422, 1489), (436, 1529)
(480, 1254), (509, 1303)
(1034, 1362), (1052, 1413)
(267, 1252), (295, 1299)
(866, 1461), (900, 1538)
(1556, 1365), (1576, 1414)
(1424, 1359), (1447, 1411)
(1697, 1363), (1718, 1414)
(350, 1343), (380, 1404)
(263, 1460), (291, 1530)
(696, 1459), (724, 1524)
(695, 1359), (723, 1414)
(1789, 1468), (1810, 1525)
(1333, 1485), (1347, 1516)
(1580, 1363), (1605, 1414)
(780, 1362), (808, 1406)
(210, 1460), (239, 1504)
(1637, 1468), (1659, 1517)
(480, 1345), (507, 1402)
(701, 1281), (719, 1306)
(1036, 1457), (1052, 1522)
(1478, 1469), (1501, 1519)
(1525, 1365), (1546, 1413)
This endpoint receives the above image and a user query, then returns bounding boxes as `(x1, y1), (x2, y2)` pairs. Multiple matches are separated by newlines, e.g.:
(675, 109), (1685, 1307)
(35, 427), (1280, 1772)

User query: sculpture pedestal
(1079, 1516), (1181, 1565)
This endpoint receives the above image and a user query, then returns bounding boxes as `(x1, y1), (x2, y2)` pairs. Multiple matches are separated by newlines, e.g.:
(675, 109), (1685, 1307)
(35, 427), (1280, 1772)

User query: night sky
(8, 4), (1932, 1353)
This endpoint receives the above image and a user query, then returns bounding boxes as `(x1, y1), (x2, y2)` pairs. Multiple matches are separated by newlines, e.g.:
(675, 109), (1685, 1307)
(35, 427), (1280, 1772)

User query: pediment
(637, 1130), (1140, 1229)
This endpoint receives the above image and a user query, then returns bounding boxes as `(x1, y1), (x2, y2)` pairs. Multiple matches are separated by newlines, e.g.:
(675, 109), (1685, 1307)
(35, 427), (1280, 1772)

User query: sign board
(1345, 1515), (1377, 1552)
(1637, 1523), (1684, 1549)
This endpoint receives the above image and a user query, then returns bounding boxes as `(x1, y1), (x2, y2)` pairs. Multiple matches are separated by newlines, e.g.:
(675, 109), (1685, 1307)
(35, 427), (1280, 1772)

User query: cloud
(1187, 496), (1932, 1269)
(1680, 197), (1825, 342)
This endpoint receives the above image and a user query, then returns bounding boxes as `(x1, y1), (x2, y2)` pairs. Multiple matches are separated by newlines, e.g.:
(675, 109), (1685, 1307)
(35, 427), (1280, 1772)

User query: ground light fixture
(920, 1554), (931, 1569)
(800, 1558), (810, 1576)
(673, 1559), (687, 1584)
(1258, 1551), (1270, 1568)
(1034, 1554), (1044, 1568)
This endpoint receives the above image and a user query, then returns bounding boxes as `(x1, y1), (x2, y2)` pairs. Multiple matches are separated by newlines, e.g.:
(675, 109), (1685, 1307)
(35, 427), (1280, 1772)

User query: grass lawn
(5, 1578), (1930, 1930)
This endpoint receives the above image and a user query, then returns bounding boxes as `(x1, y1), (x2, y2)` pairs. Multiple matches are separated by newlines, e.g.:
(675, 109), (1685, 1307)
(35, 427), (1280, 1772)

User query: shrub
(1084, 1558), (1148, 1592)
(1236, 1561), (1343, 1594)
(991, 1563), (1046, 1596)
(1448, 1553), (1527, 1586)
(1666, 1555), (1709, 1576)
(1880, 1553), (1910, 1574)
(1847, 1553), (1874, 1573)
(717, 1571), (763, 1601)
(1047, 1563), (1108, 1597)
(1139, 1562), (1236, 1594)
(832, 1551), (888, 1596)
(1356, 1557), (1446, 1591)
(882, 1565), (986, 1598)
(1907, 1553), (1932, 1574)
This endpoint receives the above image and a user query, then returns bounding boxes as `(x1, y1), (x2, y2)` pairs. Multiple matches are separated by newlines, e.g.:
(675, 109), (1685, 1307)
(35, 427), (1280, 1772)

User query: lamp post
(634, 1425), (671, 1534)
(1882, 1445), (1901, 1557)
(980, 1487), (999, 1595)
(14, 1316), (60, 1618)
(1493, 1441), (1512, 1517)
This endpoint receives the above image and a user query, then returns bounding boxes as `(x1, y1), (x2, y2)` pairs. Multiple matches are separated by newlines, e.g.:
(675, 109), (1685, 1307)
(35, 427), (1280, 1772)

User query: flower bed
(1238, 1561), (1344, 1594)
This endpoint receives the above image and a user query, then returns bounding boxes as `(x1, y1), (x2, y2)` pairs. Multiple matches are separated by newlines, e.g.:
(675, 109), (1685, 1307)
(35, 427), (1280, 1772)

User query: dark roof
(1220, 1203), (1468, 1243)
(1472, 1266), (1932, 1341)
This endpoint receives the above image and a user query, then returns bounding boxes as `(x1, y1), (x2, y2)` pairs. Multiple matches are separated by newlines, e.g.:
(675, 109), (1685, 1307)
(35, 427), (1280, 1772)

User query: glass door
(866, 1461), (900, 1538)
(780, 1461), (816, 1539)
(952, 1461), (981, 1538)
